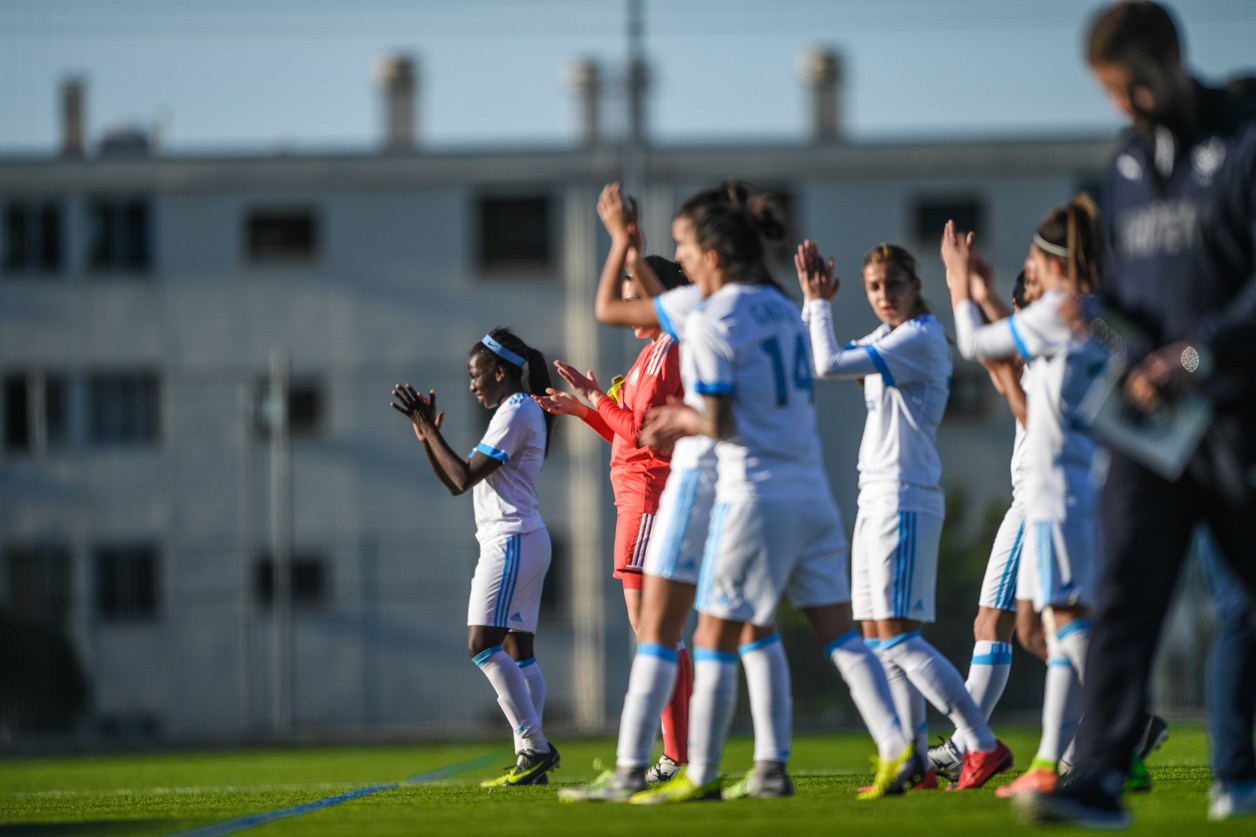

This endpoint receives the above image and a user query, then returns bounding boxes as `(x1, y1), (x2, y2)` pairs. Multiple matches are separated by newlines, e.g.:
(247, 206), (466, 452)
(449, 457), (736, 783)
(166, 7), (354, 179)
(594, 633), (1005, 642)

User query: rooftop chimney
(798, 47), (843, 143)
(60, 76), (85, 158)
(564, 58), (601, 147)
(376, 53), (417, 152)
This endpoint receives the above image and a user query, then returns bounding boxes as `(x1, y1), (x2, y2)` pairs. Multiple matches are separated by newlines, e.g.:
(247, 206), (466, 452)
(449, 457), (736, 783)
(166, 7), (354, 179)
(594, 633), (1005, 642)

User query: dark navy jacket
(1102, 83), (1256, 495)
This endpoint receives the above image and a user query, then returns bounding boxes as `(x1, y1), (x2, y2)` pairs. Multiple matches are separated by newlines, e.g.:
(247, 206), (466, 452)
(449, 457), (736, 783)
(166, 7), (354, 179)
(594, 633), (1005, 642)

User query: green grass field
(1, 724), (1246, 836)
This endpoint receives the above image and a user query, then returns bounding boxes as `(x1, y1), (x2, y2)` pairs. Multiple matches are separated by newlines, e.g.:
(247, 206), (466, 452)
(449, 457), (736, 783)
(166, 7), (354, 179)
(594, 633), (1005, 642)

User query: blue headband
(482, 334), (526, 368)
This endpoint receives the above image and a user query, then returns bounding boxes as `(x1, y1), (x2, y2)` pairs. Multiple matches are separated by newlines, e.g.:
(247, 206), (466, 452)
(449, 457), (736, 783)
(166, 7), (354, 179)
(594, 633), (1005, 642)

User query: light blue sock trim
(472, 646), (503, 668)
(738, 633), (781, 655)
(1056, 619), (1091, 640)
(823, 629), (863, 657)
(864, 637), (882, 651)
(516, 657), (537, 668)
(637, 642), (678, 662)
(880, 630), (922, 652)
(1048, 657), (1073, 667)
(694, 648), (738, 665)
(972, 641), (1014, 665)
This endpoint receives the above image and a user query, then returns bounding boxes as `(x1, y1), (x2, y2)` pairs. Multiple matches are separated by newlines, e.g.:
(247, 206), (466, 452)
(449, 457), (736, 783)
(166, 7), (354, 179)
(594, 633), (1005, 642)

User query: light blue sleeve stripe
(637, 642), (678, 662)
(472, 646), (502, 667)
(738, 633), (782, 655)
(880, 630), (921, 652)
(695, 381), (734, 395)
(864, 345), (897, 388)
(474, 442), (509, 462)
(823, 629), (863, 657)
(1008, 317), (1033, 362)
(694, 648), (738, 665)
(653, 296), (679, 341)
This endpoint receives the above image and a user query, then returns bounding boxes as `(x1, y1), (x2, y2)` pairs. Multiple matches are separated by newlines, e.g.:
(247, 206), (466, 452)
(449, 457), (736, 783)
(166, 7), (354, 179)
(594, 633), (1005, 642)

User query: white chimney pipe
(564, 58), (601, 147)
(376, 54), (417, 152)
(798, 47), (842, 143)
(60, 76), (85, 158)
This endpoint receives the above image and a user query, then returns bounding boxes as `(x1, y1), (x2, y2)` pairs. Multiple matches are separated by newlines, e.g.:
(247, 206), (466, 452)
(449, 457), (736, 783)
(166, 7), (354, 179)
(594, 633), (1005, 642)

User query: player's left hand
(390, 384), (441, 441)
(640, 399), (699, 450)
(794, 239), (838, 302)
(940, 221), (974, 301)
(1124, 341), (1200, 412)
(553, 360), (602, 402)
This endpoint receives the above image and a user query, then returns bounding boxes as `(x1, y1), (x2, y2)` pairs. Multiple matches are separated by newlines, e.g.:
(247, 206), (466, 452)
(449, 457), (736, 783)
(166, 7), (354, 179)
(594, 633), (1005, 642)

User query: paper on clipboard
(1077, 357), (1212, 481)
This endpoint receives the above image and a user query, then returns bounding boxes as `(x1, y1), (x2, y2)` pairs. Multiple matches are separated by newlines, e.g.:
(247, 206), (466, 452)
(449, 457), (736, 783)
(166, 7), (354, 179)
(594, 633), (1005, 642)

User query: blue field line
(169, 751), (504, 837)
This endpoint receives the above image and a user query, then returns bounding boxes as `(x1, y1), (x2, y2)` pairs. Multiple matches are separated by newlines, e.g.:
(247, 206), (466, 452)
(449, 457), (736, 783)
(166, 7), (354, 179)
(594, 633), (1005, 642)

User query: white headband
(1033, 234), (1070, 259)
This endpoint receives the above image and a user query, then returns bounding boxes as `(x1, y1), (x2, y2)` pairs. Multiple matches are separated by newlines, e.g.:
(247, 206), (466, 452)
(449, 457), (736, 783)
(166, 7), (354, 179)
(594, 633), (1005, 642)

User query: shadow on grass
(0, 821), (179, 836)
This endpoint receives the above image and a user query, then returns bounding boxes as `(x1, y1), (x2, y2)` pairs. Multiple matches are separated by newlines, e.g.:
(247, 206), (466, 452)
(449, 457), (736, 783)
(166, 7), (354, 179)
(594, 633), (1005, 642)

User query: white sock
(827, 630), (906, 759)
(954, 640), (1013, 752)
(872, 638), (928, 756)
(1034, 652), (1082, 767)
(474, 646), (547, 753)
(515, 657), (546, 752)
(739, 633), (792, 764)
(687, 649), (739, 787)
(880, 631), (997, 753)
(616, 643), (678, 769)
(1055, 620), (1090, 684)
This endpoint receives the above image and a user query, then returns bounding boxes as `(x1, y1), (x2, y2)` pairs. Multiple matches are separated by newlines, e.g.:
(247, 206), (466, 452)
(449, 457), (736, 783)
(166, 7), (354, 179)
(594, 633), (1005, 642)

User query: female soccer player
(797, 239), (1012, 790)
(628, 183), (922, 805)
(536, 253), (692, 779)
(560, 182), (798, 802)
(389, 328), (560, 788)
(942, 195), (1107, 797)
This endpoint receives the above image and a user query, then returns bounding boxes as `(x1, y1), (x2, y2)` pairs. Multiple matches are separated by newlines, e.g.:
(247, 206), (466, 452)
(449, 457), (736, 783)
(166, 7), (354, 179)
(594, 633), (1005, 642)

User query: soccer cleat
(557, 768), (646, 803)
(1013, 769), (1131, 829)
(995, 767), (1057, 798)
(948, 740), (1013, 790)
(1135, 714), (1169, 761)
(1209, 778), (1256, 821)
(1125, 755), (1152, 793)
(480, 744), (561, 788)
(928, 736), (963, 783)
(645, 754), (681, 784)
(858, 744), (928, 799)
(912, 769), (941, 790)
(723, 762), (794, 799)
(628, 766), (721, 805)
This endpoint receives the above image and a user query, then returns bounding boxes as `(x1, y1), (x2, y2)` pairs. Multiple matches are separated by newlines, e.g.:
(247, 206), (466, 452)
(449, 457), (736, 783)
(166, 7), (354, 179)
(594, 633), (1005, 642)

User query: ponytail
(1035, 193), (1104, 295)
(472, 327), (556, 456)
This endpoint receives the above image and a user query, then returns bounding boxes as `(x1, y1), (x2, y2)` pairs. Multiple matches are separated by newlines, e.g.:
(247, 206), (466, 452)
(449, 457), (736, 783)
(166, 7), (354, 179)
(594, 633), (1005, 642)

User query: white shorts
(467, 528), (551, 633)
(1018, 515), (1096, 612)
(977, 504), (1026, 612)
(694, 493), (850, 627)
(851, 507), (942, 623)
(642, 465), (716, 586)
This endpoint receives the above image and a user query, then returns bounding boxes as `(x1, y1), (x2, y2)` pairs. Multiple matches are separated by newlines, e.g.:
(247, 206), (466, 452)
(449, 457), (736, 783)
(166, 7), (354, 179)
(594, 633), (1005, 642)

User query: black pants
(1073, 449), (1256, 778)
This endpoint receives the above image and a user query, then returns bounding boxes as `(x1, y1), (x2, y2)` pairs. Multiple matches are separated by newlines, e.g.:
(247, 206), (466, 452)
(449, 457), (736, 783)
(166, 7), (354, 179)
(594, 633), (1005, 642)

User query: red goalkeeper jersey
(580, 335), (681, 511)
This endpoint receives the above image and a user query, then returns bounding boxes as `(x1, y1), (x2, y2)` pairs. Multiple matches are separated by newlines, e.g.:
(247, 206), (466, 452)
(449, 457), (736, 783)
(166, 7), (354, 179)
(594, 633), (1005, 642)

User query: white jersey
(687, 283), (826, 498)
(1008, 367), (1029, 508)
(954, 291), (1107, 521)
(804, 300), (950, 516)
(653, 284), (715, 472)
(471, 392), (547, 540)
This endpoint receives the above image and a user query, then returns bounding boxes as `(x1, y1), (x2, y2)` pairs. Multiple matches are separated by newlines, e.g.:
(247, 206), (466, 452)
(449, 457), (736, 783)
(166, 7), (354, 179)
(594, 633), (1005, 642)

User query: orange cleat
(995, 767), (1057, 798)
(947, 740), (1013, 790)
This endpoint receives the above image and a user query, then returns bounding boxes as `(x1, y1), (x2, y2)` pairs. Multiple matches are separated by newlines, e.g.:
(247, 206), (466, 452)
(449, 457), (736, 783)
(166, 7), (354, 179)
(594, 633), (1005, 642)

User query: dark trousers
(1199, 530), (1256, 783)
(1073, 451), (1256, 779)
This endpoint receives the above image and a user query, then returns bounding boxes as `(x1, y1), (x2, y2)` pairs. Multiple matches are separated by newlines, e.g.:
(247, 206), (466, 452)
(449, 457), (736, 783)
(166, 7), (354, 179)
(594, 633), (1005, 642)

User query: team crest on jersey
(1191, 138), (1225, 186)
(1116, 153), (1143, 181)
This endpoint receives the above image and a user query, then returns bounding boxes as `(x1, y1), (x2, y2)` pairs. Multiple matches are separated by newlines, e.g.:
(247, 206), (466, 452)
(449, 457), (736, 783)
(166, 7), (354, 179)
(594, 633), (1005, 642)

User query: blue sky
(1, 0), (1253, 155)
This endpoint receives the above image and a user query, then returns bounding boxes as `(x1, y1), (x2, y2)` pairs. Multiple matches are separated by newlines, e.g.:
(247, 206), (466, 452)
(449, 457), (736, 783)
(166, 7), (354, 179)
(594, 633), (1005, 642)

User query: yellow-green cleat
(629, 766), (721, 804)
(557, 767), (645, 803)
(480, 745), (560, 788)
(857, 743), (927, 800)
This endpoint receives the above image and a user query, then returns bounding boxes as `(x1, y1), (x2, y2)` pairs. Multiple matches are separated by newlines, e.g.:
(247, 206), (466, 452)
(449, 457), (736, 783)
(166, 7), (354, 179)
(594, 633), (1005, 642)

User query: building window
(95, 544), (159, 622)
(87, 197), (151, 273)
(914, 196), (983, 242)
(253, 378), (326, 438)
(3, 200), (63, 275)
(3, 372), (70, 453)
(254, 553), (329, 608)
(477, 195), (554, 273)
(87, 371), (159, 445)
(944, 360), (991, 420)
(245, 208), (320, 264)
(5, 544), (73, 627)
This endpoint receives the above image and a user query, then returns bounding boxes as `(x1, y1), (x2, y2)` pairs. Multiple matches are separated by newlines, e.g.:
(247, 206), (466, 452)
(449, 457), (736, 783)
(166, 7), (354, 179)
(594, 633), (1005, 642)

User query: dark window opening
(944, 361), (991, 420)
(87, 197), (151, 273)
(914, 197), (983, 242)
(95, 544), (159, 622)
(3, 200), (63, 275)
(245, 209), (320, 263)
(477, 195), (553, 273)
(87, 371), (159, 445)
(253, 379), (326, 438)
(5, 544), (73, 627)
(254, 554), (329, 608)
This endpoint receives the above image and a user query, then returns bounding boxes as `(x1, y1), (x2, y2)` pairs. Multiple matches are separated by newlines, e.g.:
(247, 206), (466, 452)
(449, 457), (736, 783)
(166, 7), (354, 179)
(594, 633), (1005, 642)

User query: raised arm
(594, 183), (660, 328)
(390, 384), (503, 496)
